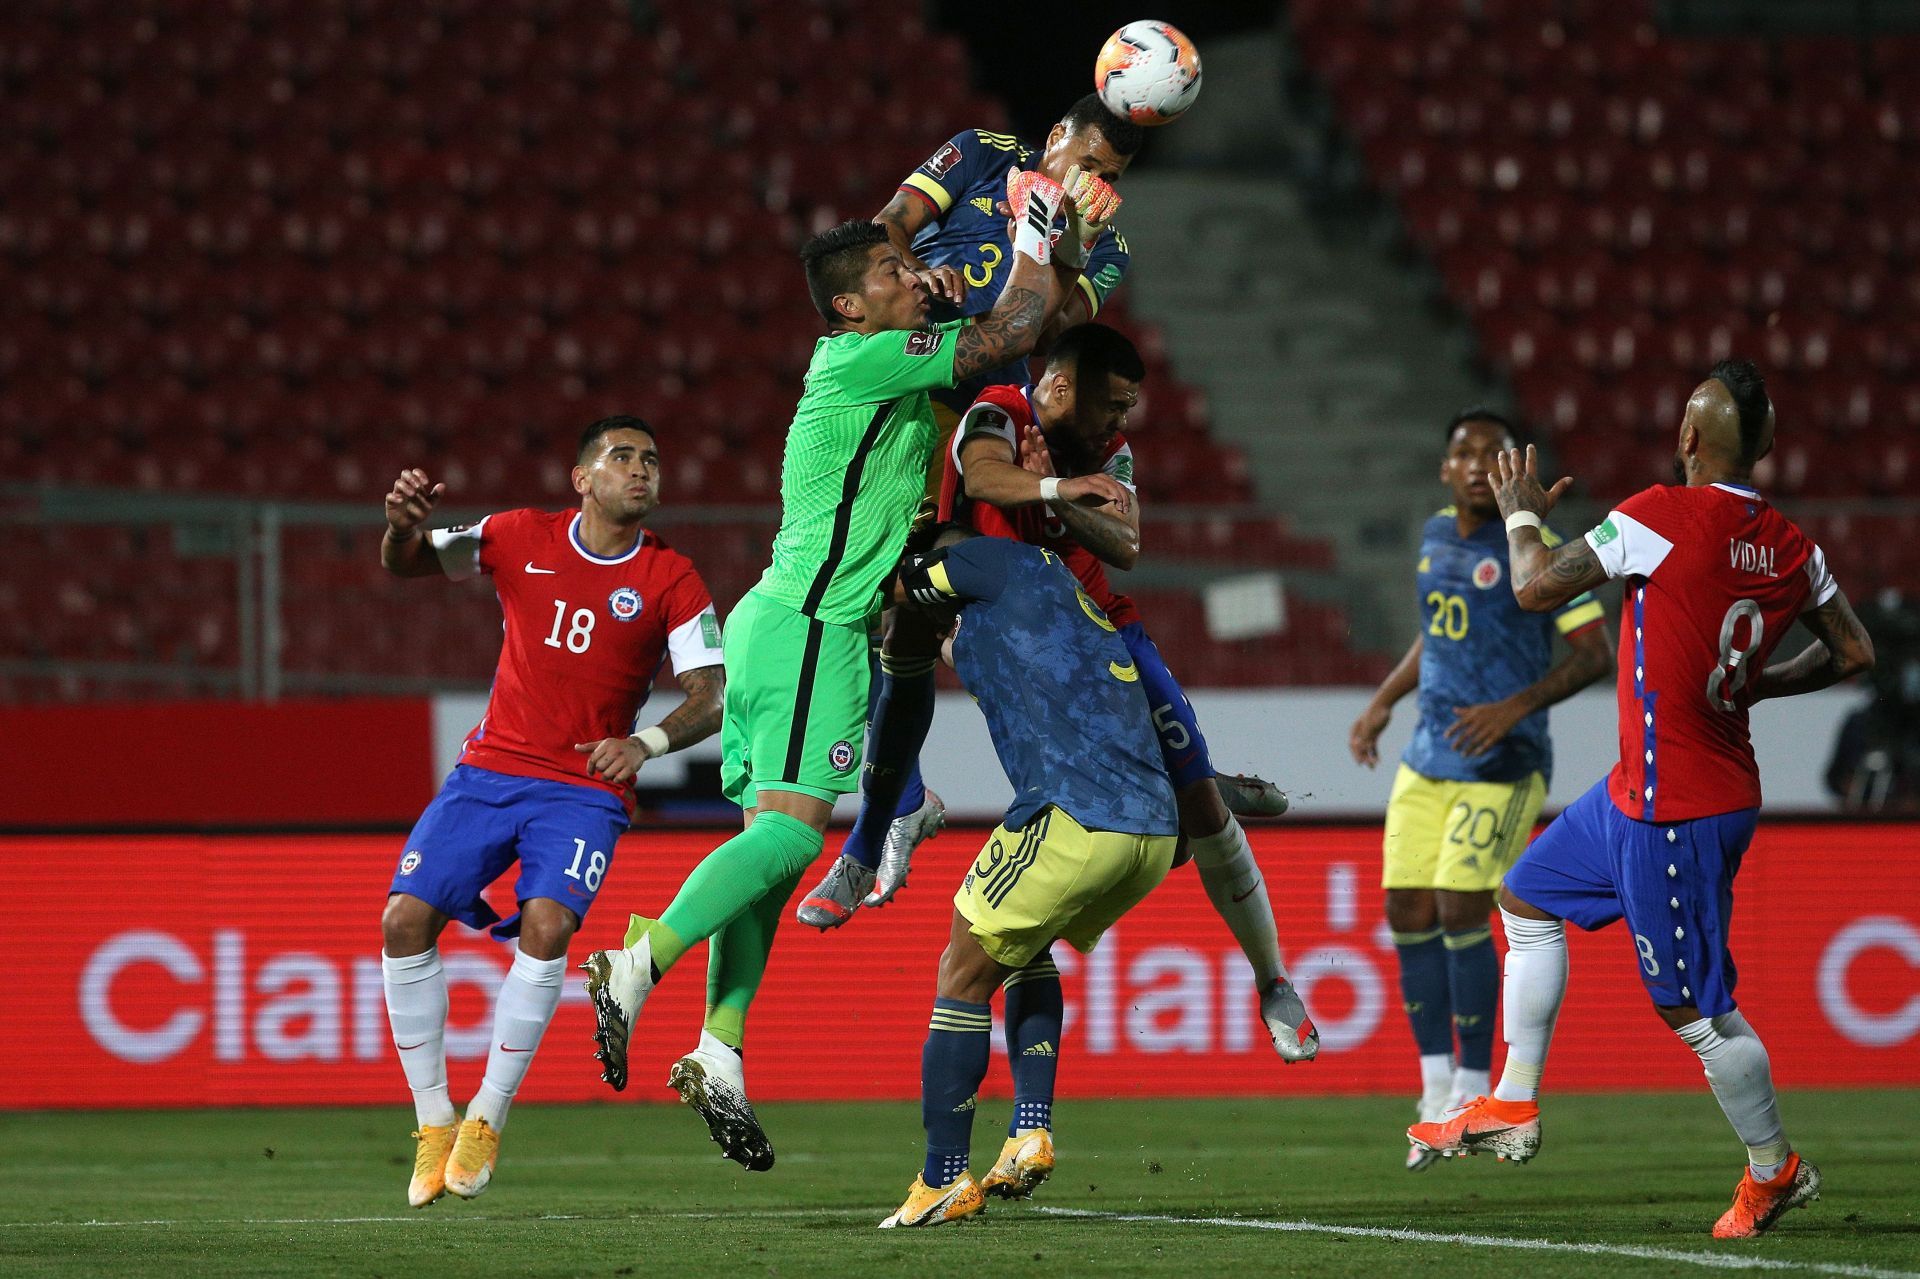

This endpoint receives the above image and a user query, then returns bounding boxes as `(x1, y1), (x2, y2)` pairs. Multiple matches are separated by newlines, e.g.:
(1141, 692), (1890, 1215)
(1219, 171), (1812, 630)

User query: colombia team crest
(607, 587), (643, 621)
(1472, 557), (1503, 589)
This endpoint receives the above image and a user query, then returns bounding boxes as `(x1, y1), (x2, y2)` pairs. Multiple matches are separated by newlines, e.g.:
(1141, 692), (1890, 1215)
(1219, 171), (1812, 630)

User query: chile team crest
(608, 587), (643, 621)
(1472, 557), (1503, 589)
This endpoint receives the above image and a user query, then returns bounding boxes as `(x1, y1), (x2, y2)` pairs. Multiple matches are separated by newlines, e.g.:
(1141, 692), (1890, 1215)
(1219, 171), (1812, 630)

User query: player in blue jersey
(1348, 409), (1614, 1170)
(876, 95), (1140, 421)
(875, 526), (1180, 1228)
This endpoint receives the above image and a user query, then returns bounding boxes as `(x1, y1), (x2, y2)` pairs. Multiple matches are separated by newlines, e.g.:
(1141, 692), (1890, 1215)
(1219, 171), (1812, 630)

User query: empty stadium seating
(0, 0), (1374, 696)
(1292, 0), (1920, 595)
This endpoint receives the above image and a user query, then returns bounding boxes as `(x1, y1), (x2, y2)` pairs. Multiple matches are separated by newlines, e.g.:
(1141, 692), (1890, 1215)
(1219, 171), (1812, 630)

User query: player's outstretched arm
(950, 173), (1071, 383)
(1752, 591), (1875, 702)
(872, 191), (965, 305)
(381, 467), (448, 578)
(1492, 445), (1605, 611)
(1349, 633), (1422, 768)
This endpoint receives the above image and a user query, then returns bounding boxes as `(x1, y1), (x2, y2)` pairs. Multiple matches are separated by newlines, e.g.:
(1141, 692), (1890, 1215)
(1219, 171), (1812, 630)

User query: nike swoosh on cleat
(524, 562), (556, 574)
(1231, 878), (1264, 903)
(1460, 1125), (1514, 1145)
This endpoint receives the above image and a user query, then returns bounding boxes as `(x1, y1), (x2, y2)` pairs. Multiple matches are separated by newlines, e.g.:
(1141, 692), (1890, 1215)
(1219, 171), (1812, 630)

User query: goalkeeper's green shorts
(718, 590), (869, 809)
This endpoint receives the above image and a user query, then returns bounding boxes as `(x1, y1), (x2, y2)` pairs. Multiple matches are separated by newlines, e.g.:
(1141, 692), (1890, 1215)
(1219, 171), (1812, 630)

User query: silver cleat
(1261, 977), (1320, 1062)
(1215, 773), (1289, 818)
(864, 789), (945, 908)
(794, 855), (878, 931)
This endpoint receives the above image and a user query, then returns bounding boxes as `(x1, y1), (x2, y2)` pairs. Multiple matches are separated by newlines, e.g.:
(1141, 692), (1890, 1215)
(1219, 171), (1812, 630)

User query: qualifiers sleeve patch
(922, 142), (962, 180)
(903, 330), (943, 356)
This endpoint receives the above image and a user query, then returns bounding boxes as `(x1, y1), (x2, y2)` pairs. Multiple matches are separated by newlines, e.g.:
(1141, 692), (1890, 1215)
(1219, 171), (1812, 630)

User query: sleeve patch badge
(1590, 518), (1620, 546)
(922, 142), (963, 180)
(699, 612), (721, 647)
(904, 330), (943, 356)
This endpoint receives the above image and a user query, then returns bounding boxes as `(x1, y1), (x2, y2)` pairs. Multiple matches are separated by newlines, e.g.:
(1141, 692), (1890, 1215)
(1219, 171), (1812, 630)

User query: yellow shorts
(1381, 764), (1546, 892)
(954, 806), (1176, 970)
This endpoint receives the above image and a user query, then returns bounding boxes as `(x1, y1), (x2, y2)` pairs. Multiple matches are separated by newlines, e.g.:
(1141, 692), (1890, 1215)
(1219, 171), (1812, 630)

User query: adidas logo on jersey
(971, 196), (996, 215)
(1022, 1041), (1056, 1058)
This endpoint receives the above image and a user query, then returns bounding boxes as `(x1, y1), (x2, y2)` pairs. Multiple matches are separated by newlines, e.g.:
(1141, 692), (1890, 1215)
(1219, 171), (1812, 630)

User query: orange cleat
(1406, 1095), (1541, 1164)
(1712, 1153), (1821, 1239)
(406, 1122), (458, 1208)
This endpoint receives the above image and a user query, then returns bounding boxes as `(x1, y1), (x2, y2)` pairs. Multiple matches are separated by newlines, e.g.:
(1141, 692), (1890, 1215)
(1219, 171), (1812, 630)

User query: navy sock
(921, 997), (991, 1186)
(1394, 929), (1454, 1057)
(841, 655), (937, 871)
(1444, 924), (1499, 1071)
(1003, 953), (1062, 1135)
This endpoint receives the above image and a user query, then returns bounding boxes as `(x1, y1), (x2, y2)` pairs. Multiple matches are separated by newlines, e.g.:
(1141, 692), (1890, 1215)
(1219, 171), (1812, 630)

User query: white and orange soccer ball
(1094, 20), (1202, 127)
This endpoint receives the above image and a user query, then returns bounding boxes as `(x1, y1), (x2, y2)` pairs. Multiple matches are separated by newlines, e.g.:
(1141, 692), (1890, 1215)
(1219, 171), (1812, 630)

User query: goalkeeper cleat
(1214, 773), (1290, 818)
(864, 789), (946, 908)
(406, 1122), (458, 1207)
(794, 855), (877, 931)
(583, 926), (658, 1092)
(1408, 1096), (1541, 1164)
(1712, 1153), (1820, 1239)
(980, 1129), (1055, 1200)
(878, 1171), (987, 1229)
(444, 1117), (500, 1199)
(1261, 979), (1320, 1062)
(668, 1034), (775, 1172)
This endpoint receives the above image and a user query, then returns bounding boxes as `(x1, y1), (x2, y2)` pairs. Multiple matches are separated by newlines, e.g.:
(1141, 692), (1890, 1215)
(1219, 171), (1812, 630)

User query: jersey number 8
(1706, 599), (1763, 713)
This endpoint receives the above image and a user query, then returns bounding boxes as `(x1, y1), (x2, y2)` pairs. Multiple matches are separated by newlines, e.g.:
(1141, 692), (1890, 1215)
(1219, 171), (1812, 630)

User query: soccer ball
(1094, 21), (1202, 127)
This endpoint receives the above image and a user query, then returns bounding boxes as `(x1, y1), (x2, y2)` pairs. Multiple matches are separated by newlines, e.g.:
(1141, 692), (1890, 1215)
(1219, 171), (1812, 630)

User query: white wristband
(1505, 510), (1543, 534)
(1038, 476), (1061, 503)
(635, 725), (671, 759)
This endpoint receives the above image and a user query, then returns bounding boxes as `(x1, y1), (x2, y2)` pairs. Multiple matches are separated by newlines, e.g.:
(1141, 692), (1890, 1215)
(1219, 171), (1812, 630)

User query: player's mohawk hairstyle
(1062, 93), (1144, 157)
(1708, 358), (1772, 466)
(801, 220), (892, 325)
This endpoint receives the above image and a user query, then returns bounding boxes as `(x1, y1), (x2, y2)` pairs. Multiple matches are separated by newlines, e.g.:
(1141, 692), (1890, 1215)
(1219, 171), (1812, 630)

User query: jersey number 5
(1706, 599), (1763, 712)
(544, 599), (596, 654)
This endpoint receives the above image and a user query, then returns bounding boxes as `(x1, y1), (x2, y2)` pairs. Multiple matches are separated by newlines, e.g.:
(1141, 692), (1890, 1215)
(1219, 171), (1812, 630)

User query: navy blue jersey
(897, 129), (1131, 412)
(1404, 509), (1605, 785)
(915, 537), (1176, 835)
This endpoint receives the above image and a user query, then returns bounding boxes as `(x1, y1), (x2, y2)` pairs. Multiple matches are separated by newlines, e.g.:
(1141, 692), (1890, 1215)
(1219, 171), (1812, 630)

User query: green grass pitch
(2, 1093), (1916, 1277)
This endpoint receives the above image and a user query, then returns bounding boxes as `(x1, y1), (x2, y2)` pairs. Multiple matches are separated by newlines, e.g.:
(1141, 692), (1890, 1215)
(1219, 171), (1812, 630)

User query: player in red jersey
(1409, 362), (1875, 1239)
(376, 416), (725, 1208)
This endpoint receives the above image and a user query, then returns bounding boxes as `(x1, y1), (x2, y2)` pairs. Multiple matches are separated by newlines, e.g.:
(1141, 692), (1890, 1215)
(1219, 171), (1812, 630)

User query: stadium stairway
(1116, 30), (1504, 652)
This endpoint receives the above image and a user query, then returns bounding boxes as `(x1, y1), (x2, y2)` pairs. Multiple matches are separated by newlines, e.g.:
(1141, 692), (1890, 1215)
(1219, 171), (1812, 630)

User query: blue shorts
(388, 765), (629, 940)
(1503, 776), (1755, 1016)
(1119, 622), (1214, 791)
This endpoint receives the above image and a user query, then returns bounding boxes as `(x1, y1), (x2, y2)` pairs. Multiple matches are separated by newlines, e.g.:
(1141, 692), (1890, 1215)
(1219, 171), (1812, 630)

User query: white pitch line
(0, 1208), (866, 1230)
(1032, 1208), (1920, 1279)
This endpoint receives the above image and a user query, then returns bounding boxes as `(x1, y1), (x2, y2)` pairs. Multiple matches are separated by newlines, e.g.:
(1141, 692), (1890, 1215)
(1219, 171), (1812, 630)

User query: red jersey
(936, 384), (1141, 629)
(1583, 482), (1838, 822)
(429, 509), (725, 810)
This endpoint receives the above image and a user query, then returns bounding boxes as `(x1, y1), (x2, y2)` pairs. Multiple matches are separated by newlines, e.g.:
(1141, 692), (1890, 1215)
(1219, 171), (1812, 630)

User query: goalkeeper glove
(1055, 165), (1122, 270)
(1007, 167), (1066, 265)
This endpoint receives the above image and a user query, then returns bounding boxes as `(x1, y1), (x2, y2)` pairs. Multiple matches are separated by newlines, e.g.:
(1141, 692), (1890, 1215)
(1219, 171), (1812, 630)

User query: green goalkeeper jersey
(753, 319), (967, 624)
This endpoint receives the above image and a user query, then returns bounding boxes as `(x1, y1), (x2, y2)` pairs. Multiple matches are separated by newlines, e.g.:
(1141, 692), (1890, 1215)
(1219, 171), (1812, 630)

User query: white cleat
(582, 933), (657, 1092)
(863, 789), (945, 908)
(668, 1032), (775, 1172)
(1407, 1092), (1451, 1171)
(1261, 978), (1320, 1062)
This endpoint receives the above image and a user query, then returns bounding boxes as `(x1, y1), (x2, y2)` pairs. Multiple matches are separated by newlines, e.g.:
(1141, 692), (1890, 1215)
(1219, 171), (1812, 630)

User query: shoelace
(450, 1120), (496, 1171)
(411, 1128), (454, 1176)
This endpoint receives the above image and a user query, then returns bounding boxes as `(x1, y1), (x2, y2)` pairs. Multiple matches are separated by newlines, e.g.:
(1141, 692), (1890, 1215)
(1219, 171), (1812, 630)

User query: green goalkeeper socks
(703, 865), (808, 1048)
(653, 810), (824, 977)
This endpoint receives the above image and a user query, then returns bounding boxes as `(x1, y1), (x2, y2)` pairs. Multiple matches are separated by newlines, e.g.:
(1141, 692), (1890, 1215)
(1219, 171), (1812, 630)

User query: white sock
(1419, 1053), (1454, 1099)
(1492, 910), (1567, 1103)
(1190, 817), (1284, 988)
(383, 948), (456, 1128)
(1673, 1010), (1790, 1179)
(1452, 1066), (1491, 1102)
(466, 950), (567, 1133)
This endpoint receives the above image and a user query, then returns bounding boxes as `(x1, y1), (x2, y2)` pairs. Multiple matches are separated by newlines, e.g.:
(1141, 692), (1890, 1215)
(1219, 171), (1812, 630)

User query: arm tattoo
(1549, 539), (1601, 583)
(1755, 594), (1874, 702)
(1510, 530), (1607, 611)
(653, 664), (724, 751)
(952, 283), (1046, 381)
(1052, 499), (1138, 568)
